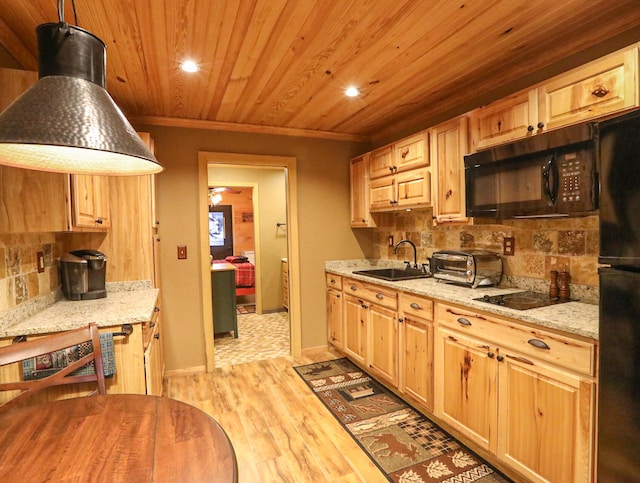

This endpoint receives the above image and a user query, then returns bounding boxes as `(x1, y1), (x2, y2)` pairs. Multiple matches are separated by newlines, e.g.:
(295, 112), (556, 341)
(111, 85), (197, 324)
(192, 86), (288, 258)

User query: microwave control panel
(556, 149), (596, 211)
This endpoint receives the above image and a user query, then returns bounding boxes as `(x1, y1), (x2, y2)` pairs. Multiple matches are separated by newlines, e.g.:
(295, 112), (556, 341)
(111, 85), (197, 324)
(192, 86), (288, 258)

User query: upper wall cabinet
(368, 131), (431, 212)
(538, 46), (639, 130)
(468, 90), (539, 152)
(470, 44), (640, 152)
(430, 116), (469, 224)
(350, 154), (376, 228)
(70, 174), (111, 230)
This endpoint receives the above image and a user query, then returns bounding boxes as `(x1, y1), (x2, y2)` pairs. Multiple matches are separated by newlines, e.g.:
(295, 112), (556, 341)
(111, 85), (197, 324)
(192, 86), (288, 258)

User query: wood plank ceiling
(0, 0), (639, 143)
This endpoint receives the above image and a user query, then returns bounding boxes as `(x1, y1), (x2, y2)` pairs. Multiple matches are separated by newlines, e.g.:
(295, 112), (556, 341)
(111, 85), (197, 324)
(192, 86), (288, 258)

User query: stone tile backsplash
(0, 234), (60, 314)
(371, 211), (599, 304)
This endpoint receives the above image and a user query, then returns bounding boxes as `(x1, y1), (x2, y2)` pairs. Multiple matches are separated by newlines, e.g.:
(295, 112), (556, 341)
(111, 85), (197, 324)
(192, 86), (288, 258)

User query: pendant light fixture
(0, 1), (162, 175)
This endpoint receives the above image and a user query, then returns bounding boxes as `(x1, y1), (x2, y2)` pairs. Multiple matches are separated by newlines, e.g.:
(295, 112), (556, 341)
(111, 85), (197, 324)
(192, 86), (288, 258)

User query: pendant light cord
(57, 0), (79, 26)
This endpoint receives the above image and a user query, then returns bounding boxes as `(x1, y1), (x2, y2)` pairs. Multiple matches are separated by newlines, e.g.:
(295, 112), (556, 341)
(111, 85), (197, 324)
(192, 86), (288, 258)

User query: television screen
(209, 212), (225, 247)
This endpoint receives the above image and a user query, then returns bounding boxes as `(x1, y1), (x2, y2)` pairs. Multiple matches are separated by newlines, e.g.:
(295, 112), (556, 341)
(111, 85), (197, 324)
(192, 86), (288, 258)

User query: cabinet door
(430, 116), (469, 224)
(350, 154), (375, 227)
(144, 316), (165, 396)
(469, 89), (538, 151)
(434, 326), (497, 452)
(71, 174), (111, 229)
(539, 46), (638, 131)
(343, 294), (367, 365)
(497, 354), (595, 483)
(369, 145), (394, 179)
(367, 304), (398, 387)
(395, 131), (428, 173)
(369, 174), (396, 211)
(326, 288), (343, 350)
(395, 167), (431, 209)
(399, 315), (433, 409)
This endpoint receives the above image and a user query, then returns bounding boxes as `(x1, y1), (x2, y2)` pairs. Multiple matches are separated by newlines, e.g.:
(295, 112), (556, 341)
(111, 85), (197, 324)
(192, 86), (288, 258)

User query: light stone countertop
(326, 259), (599, 340)
(0, 288), (160, 338)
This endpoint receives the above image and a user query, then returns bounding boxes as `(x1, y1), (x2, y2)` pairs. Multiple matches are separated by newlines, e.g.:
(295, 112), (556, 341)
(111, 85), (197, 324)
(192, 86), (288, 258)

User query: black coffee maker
(60, 249), (107, 301)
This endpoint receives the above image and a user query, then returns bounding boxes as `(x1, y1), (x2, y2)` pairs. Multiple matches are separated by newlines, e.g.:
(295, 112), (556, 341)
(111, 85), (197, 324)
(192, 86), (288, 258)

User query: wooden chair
(0, 323), (106, 413)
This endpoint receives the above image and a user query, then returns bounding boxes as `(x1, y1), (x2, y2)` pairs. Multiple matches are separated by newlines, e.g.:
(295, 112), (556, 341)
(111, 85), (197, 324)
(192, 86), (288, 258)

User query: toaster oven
(431, 250), (502, 288)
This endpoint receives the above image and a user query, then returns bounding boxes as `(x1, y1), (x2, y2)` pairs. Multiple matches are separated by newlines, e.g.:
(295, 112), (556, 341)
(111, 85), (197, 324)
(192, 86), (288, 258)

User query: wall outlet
(177, 245), (187, 259)
(37, 251), (45, 273)
(503, 237), (515, 256)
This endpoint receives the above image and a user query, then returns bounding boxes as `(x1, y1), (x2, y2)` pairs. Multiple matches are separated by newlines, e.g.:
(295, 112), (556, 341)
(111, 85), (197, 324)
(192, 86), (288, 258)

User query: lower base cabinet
(433, 302), (596, 483)
(325, 271), (597, 483)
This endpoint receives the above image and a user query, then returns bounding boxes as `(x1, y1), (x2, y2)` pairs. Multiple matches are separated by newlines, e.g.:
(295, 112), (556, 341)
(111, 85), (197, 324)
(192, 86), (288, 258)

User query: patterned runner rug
(294, 358), (512, 483)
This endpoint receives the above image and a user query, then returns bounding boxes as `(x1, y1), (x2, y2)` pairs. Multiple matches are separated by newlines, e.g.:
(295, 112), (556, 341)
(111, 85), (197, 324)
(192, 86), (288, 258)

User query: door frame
(198, 152), (301, 372)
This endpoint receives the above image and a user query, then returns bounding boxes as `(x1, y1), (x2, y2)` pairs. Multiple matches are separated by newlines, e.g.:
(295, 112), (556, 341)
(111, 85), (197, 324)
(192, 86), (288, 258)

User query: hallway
(214, 311), (290, 368)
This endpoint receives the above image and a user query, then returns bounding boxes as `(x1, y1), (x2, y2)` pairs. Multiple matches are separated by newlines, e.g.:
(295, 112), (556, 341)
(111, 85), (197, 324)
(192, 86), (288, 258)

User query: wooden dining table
(0, 394), (237, 482)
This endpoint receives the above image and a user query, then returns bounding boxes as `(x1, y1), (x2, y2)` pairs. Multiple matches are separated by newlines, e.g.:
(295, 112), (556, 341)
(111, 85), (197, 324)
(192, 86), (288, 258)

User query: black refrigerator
(598, 109), (640, 482)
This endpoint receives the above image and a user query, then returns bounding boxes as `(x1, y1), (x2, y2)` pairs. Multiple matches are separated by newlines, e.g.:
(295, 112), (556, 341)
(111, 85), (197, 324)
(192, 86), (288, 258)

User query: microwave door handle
(542, 155), (558, 205)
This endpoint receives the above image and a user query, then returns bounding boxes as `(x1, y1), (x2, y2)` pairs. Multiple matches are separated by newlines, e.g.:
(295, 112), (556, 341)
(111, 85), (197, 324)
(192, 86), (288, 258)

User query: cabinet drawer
(436, 302), (595, 375)
(343, 278), (398, 310)
(399, 292), (434, 321)
(325, 273), (342, 290)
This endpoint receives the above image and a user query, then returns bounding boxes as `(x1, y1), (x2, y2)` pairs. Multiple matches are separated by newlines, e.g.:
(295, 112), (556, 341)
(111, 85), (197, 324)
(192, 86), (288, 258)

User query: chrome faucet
(393, 239), (418, 269)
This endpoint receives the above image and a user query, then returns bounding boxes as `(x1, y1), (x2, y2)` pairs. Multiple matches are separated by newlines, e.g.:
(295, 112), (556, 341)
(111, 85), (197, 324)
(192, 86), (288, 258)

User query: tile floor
(213, 310), (290, 367)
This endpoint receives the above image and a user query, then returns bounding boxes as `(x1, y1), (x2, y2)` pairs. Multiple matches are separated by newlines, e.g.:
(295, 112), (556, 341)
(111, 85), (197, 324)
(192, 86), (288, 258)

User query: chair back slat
(0, 323), (107, 413)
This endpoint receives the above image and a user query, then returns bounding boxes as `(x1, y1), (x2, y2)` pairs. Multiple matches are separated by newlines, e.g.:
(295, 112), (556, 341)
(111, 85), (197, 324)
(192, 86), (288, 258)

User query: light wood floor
(163, 349), (388, 482)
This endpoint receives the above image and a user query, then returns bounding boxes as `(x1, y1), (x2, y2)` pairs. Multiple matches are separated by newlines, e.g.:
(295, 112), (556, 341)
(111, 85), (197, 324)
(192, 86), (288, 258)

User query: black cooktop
(473, 291), (572, 310)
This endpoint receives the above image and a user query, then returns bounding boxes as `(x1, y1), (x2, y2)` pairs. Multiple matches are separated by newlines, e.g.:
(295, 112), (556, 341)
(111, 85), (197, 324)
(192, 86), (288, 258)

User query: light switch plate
(37, 251), (45, 273)
(177, 245), (187, 259)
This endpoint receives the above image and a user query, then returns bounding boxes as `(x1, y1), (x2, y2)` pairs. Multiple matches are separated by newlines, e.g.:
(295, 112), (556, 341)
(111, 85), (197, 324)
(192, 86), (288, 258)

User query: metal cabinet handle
(95, 218), (103, 224)
(154, 333), (160, 340)
(409, 302), (421, 310)
(376, 293), (384, 300)
(528, 339), (550, 350)
(401, 148), (409, 159)
(350, 285), (357, 291)
(457, 317), (472, 326)
(447, 335), (458, 342)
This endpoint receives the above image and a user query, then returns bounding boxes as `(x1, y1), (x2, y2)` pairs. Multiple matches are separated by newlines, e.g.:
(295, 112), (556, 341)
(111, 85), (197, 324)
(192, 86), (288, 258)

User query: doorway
(198, 152), (301, 372)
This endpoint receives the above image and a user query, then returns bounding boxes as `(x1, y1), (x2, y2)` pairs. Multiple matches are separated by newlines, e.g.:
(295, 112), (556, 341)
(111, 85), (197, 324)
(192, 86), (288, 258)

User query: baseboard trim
(301, 344), (329, 356)
(164, 365), (206, 377)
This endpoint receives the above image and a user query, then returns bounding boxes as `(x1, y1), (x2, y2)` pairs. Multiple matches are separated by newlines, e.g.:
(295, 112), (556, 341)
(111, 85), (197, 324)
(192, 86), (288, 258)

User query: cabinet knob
(527, 125), (534, 132)
(409, 302), (421, 310)
(376, 293), (384, 300)
(154, 333), (160, 340)
(389, 166), (394, 172)
(95, 218), (103, 224)
(592, 85), (609, 98)
(537, 122), (545, 129)
(401, 148), (409, 159)
(457, 317), (472, 326)
(398, 317), (404, 323)
(154, 306), (160, 312)
(150, 321), (156, 328)
(496, 355), (504, 362)
(487, 352), (495, 358)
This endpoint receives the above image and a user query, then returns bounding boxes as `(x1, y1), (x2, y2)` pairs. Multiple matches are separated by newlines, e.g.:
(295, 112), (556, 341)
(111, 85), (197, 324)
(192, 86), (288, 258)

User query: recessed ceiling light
(180, 60), (199, 73)
(345, 86), (360, 97)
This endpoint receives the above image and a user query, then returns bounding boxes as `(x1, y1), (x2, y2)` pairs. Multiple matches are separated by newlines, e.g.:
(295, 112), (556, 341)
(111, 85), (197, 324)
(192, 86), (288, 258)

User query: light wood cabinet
(468, 89), (539, 151)
(342, 278), (399, 387)
(429, 116), (469, 224)
(370, 166), (430, 212)
(326, 274), (343, 350)
(398, 292), (434, 409)
(369, 145), (395, 179)
(343, 293), (367, 366)
(433, 301), (596, 483)
(143, 305), (164, 396)
(70, 174), (111, 229)
(394, 132), (429, 173)
(470, 45), (639, 152)
(350, 154), (375, 227)
(282, 259), (289, 309)
(538, 46), (639, 131)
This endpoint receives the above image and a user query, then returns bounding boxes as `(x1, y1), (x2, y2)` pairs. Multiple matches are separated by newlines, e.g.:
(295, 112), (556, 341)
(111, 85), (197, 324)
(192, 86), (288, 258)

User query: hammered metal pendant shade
(0, 23), (162, 175)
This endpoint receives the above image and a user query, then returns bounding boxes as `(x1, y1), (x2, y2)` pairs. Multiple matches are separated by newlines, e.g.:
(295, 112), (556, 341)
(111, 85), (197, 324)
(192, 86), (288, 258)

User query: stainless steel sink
(352, 268), (431, 281)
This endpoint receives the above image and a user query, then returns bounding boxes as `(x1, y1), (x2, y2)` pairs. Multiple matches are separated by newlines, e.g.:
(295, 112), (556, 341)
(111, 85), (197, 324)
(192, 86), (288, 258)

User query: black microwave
(464, 121), (599, 218)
